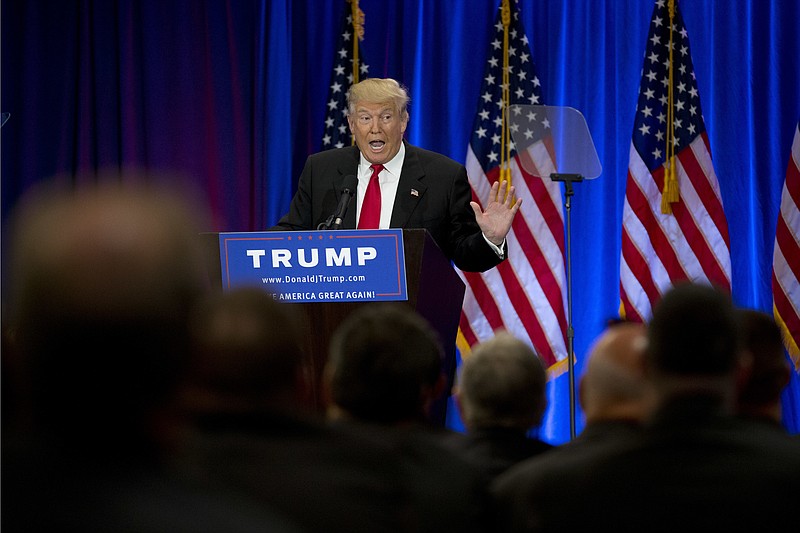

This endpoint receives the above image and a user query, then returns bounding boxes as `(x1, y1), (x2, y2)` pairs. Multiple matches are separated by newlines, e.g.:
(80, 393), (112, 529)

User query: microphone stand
(318, 176), (357, 230)
(317, 215), (335, 231)
(551, 172), (583, 441)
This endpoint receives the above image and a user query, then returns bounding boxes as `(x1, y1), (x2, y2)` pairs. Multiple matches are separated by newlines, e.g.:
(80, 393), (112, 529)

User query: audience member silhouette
(325, 303), (447, 426)
(176, 287), (414, 533)
(180, 286), (316, 417)
(441, 331), (552, 480)
(2, 177), (298, 532)
(492, 282), (800, 532)
(735, 308), (793, 431)
(324, 302), (493, 533)
(491, 320), (651, 531)
(571, 320), (652, 451)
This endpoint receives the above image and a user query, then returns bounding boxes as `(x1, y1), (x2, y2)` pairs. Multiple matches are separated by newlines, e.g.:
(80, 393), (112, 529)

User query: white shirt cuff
(483, 234), (505, 259)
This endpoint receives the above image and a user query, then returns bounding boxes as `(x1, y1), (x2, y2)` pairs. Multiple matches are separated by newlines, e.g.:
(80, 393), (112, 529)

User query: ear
(452, 386), (474, 431)
(294, 363), (317, 411)
(777, 364), (791, 390)
(452, 385), (465, 417)
(421, 372), (448, 418)
(318, 363), (335, 410)
(432, 372), (447, 401)
(318, 368), (347, 421)
(734, 350), (754, 394)
(533, 391), (548, 425)
(577, 375), (588, 411)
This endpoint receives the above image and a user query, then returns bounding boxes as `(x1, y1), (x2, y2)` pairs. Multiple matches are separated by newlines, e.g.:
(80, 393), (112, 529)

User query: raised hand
(470, 179), (522, 246)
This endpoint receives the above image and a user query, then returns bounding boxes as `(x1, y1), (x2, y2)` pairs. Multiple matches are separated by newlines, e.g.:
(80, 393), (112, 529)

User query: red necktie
(358, 164), (383, 229)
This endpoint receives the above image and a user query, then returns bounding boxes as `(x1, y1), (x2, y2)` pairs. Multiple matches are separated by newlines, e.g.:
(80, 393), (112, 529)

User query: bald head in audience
(580, 322), (652, 425)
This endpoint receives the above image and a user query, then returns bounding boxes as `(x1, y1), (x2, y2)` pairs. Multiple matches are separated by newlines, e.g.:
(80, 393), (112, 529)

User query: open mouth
(369, 140), (385, 150)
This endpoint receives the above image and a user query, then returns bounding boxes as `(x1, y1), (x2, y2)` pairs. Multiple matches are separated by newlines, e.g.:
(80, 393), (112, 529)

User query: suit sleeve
(446, 165), (505, 273)
(271, 157), (317, 231)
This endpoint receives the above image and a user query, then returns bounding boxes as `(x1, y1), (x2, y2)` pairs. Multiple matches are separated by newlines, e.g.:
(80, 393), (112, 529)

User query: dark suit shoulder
(303, 145), (361, 173)
(306, 145), (359, 162)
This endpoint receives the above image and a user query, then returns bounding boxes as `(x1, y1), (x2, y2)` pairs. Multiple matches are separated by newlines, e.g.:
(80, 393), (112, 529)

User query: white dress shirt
(355, 143), (504, 257)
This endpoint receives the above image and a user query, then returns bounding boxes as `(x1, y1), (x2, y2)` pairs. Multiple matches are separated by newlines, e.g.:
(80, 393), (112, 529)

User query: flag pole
(661, 0), (679, 214)
(349, 0), (366, 147)
(499, 0), (513, 193)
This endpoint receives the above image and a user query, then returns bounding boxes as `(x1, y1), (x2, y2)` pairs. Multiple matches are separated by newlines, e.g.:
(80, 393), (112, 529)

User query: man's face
(348, 101), (408, 166)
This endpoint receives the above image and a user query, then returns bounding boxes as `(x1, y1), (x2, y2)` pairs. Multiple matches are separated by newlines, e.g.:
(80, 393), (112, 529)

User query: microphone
(328, 174), (358, 230)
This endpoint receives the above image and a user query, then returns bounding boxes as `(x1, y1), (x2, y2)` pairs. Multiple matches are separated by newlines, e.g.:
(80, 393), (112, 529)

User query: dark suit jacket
(440, 427), (553, 481)
(273, 143), (505, 272)
(363, 423), (495, 533)
(175, 411), (412, 533)
(491, 397), (800, 532)
(2, 434), (302, 533)
(490, 420), (642, 532)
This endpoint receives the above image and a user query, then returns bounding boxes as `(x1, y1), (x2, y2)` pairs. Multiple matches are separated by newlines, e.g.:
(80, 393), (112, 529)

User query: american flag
(321, 0), (369, 150)
(619, 0), (731, 322)
(773, 120), (800, 371)
(459, 0), (568, 370)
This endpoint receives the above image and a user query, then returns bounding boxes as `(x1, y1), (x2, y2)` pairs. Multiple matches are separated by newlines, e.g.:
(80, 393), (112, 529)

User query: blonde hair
(346, 78), (410, 119)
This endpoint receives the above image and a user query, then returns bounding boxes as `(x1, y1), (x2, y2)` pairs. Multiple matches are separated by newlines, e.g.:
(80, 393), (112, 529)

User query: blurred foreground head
(7, 174), (210, 447)
(184, 286), (311, 414)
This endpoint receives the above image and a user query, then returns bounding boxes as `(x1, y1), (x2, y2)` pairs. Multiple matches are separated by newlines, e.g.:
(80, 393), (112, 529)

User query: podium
(200, 229), (466, 425)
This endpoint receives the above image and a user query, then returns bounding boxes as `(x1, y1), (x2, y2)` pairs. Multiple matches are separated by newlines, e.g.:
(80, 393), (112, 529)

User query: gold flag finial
(501, 0), (511, 26)
(350, 0), (365, 41)
(661, 0), (679, 214)
(499, 0), (514, 196)
(349, 0), (365, 85)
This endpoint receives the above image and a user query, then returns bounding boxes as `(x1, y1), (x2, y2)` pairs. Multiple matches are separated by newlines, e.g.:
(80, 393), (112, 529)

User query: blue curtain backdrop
(2, 0), (799, 443)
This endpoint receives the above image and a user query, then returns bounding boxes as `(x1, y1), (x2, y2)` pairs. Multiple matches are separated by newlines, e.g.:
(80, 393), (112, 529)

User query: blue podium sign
(218, 229), (408, 303)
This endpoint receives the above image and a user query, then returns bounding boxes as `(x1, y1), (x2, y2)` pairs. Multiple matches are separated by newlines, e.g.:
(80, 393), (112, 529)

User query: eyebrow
(356, 106), (394, 114)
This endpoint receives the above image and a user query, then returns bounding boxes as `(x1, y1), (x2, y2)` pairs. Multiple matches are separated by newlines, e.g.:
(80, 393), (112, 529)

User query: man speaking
(273, 78), (521, 273)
